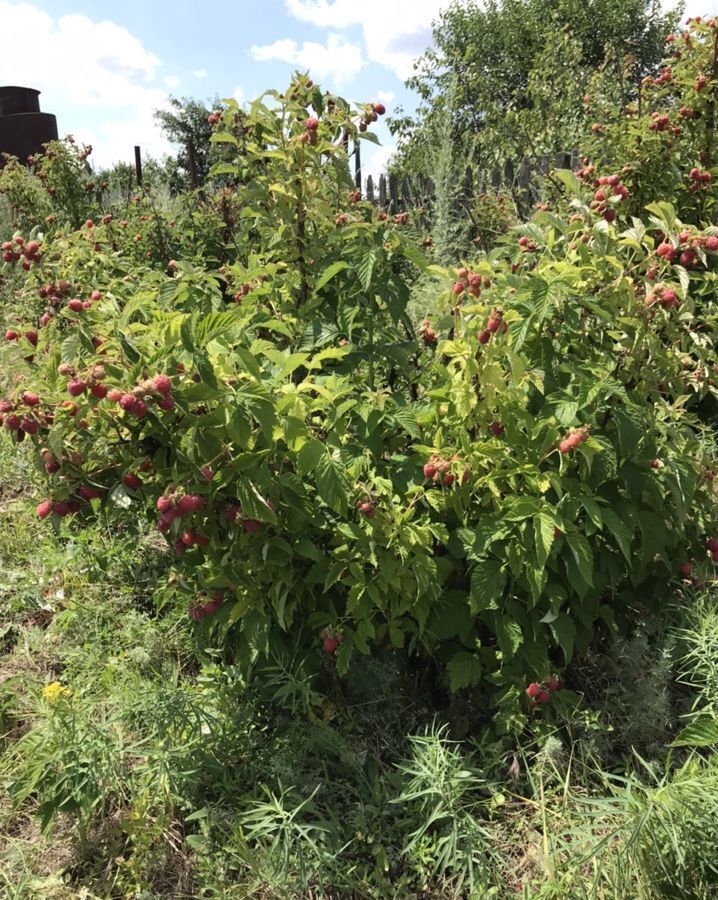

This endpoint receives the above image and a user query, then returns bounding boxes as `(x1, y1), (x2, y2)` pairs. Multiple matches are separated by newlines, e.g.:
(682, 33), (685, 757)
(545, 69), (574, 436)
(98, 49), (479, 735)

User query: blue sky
(0, 0), (704, 178)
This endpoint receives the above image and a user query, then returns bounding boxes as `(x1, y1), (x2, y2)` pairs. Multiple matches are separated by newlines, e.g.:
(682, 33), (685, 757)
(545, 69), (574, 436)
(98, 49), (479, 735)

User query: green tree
(154, 95), (218, 192)
(392, 0), (682, 174)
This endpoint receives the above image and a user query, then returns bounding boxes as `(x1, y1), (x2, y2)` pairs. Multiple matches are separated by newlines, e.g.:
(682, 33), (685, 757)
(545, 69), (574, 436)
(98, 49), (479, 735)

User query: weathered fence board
(360, 151), (579, 216)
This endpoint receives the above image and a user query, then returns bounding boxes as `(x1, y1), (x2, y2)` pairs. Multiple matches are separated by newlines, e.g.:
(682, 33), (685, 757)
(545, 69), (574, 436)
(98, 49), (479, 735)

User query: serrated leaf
(600, 508), (633, 563)
(447, 651), (482, 692)
(535, 511), (557, 568)
(315, 454), (349, 514)
(495, 619), (523, 658)
(565, 532), (593, 586)
(670, 717), (718, 748)
(550, 612), (576, 663)
(356, 248), (377, 291)
(297, 439), (325, 475)
(315, 261), (349, 291)
(469, 558), (506, 612)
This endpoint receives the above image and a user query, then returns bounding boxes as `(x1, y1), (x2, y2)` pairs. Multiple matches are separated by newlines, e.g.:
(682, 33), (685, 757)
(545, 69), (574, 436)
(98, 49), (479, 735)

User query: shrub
(1, 23), (717, 727)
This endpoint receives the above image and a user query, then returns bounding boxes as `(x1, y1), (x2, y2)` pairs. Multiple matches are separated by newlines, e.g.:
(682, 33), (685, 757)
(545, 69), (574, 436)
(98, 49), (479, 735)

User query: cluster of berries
(648, 112), (676, 132)
(155, 491), (204, 538)
(423, 456), (456, 488)
(526, 677), (563, 706)
(65, 290), (102, 313)
(518, 235), (538, 253)
(2, 236), (42, 268)
(419, 318), (438, 346)
(38, 279), (73, 305)
(558, 427), (590, 454)
(189, 590), (224, 621)
(358, 102), (385, 133)
(644, 283), (680, 309)
(0, 393), (50, 441)
(590, 175), (629, 223)
(355, 497), (376, 519)
(478, 308), (505, 345)
(102, 373), (175, 418)
(688, 167), (712, 192)
(452, 266), (486, 298)
(300, 116), (320, 146)
(320, 630), (345, 654)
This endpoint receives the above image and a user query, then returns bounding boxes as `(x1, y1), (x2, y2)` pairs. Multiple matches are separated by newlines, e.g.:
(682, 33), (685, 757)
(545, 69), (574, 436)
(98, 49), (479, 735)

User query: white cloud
(164, 75), (180, 88)
(285, 0), (449, 78)
(251, 32), (364, 86)
(232, 85), (246, 105)
(0, 2), (173, 166)
(363, 141), (395, 182)
(666, 0), (711, 21)
(377, 89), (395, 105)
(193, 68), (208, 79)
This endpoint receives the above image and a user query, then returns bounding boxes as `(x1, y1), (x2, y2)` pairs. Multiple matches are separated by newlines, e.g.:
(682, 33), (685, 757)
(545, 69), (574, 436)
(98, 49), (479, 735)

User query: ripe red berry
(706, 236), (718, 252)
(423, 463), (437, 479)
(67, 380), (86, 396)
(25, 330), (38, 346)
(178, 494), (203, 514)
(489, 421), (504, 436)
(153, 373), (172, 395)
(22, 392), (39, 406)
(123, 473), (142, 490)
(536, 690), (551, 704)
(67, 298), (84, 313)
(90, 383), (108, 399)
(478, 329), (491, 344)
(5, 330), (19, 341)
(452, 282), (464, 295)
(679, 563), (693, 577)
(305, 117), (319, 130)
(36, 499), (53, 519)
(649, 459), (660, 469)
(373, 102), (386, 115)
(526, 682), (541, 698)
(323, 636), (338, 654)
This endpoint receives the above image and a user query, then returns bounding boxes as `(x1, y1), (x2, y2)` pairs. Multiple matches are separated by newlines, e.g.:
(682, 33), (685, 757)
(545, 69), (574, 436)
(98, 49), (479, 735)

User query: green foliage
(394, 0), (680, 174)
(2, 39), (718, 728)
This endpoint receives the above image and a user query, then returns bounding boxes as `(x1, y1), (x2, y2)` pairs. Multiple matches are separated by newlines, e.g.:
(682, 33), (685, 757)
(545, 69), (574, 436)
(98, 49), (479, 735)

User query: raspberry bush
(1, 22), (718, 728)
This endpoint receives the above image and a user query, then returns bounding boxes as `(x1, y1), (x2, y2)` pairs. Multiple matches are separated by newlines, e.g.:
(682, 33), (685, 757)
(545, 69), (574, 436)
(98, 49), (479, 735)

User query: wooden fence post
(134, 145), (142, 187)
(378, 173), (387, 207)
(366, 174), (375, 203)
(354, 139), (361, 192)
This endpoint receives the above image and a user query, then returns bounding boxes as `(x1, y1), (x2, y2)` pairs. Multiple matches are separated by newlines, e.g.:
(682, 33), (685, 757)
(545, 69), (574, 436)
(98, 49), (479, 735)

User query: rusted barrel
(0, 86), (58, 164)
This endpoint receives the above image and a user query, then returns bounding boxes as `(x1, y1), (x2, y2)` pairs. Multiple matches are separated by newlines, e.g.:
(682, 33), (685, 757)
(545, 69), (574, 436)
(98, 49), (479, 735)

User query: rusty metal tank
(0, 86), (58, 164)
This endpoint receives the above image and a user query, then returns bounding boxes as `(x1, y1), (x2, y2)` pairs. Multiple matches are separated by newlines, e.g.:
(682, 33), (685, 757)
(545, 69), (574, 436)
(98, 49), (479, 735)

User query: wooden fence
(352, 143), (581, 216)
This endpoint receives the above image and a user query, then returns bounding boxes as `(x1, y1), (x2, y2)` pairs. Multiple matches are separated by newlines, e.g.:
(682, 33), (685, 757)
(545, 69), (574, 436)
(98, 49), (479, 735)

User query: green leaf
(235, 481), (277, 523)
(297, 439), (325, 475)
(469, 558), (506, 612)
(550, 612), (576, 663)
(565, 532), (593, 586)
(315, 454), (350, 514)
(495, 619), (523, 659)
(356, 248), (377, 291)
(671, 718), (718, 748)
(600, 508), (633, 563)
(315, 261), (349, 291)
(535, 511), (557, 568)
(210, 132), (238, 145)
(447, 651), (482, 692)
